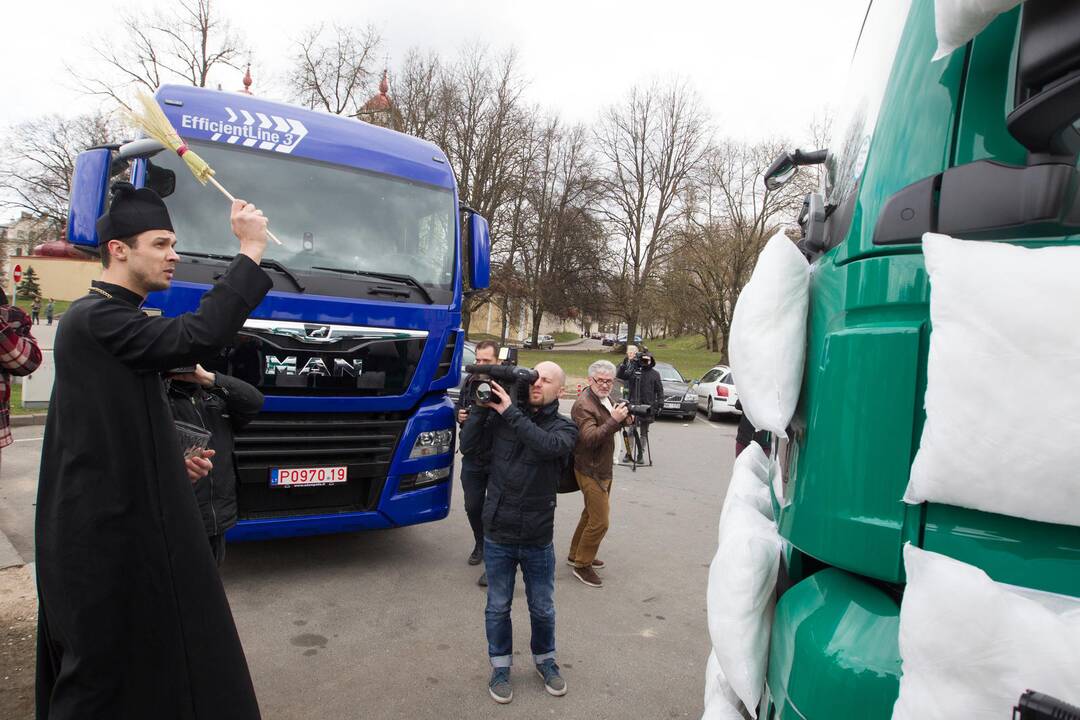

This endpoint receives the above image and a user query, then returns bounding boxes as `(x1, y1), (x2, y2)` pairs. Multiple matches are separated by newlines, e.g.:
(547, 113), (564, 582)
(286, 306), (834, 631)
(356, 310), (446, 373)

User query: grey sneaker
(535, 659), (567, 696)
(489, 667), (513, 704)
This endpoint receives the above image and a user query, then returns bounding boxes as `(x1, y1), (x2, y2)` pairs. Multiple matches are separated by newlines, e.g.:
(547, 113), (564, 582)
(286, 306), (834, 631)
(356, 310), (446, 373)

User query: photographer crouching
(616, 345), (664, 463)
(567, 360), (634, 588)
(459, 360), (578, 705)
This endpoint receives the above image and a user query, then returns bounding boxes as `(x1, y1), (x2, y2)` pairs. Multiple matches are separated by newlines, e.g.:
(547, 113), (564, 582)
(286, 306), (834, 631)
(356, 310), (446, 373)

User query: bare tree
(394, 48), (534, 331)
(0, 112), (119, 236)
(73, 0), (247, 105)
(288, 23), (382, 115)
(679, 139), (811, 356)
(517, 120), (602, 344)
(596, 80), (709, 346)
(396, 50), (449, 143)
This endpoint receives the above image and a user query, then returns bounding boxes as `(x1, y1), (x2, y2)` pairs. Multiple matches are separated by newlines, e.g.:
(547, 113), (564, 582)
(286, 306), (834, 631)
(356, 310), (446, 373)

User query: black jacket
(459, 400), (578, 546)
(35, 256), (269, 719)
(617, 358), (665, 414)
(455, 375), (493, 469)
(167, 373), (264, 536)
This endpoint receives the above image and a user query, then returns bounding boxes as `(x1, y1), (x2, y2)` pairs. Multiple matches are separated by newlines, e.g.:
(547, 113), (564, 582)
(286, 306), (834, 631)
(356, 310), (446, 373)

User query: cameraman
(456, 339), (499, 585)
(616, 346), (664, 463)
(460, 361), (578, 705)
(567, 360), (633, 588)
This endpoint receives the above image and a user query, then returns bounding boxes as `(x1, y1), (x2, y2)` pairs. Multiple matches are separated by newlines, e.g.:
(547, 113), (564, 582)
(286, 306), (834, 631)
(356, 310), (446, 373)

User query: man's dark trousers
(461, 458), (488, 549)
(484, 539), (556, 668)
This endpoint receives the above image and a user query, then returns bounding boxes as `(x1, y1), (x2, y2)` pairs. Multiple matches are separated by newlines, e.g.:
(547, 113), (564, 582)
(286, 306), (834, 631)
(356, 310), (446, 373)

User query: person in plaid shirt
(0, 286), (42, 456)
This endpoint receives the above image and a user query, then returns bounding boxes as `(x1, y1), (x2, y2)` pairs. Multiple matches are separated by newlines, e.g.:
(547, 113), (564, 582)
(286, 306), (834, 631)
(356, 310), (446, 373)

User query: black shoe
(468, 542), (483, 566)
(478, 571), (488, 587)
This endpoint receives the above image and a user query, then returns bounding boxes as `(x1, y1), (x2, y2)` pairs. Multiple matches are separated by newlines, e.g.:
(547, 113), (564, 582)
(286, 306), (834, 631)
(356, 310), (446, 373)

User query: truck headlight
(683, 392), (696, 401)
(398, 466), (451, 491)
(409, 428), (453, 458)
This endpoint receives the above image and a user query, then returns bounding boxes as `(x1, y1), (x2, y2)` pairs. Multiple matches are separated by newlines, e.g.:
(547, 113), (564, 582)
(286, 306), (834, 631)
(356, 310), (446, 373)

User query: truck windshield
(154, 139), (456, 290)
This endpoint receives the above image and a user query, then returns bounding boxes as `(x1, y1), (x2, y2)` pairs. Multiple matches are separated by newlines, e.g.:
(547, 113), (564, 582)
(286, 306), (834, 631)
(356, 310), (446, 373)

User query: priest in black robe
(35, 183), (272, 719)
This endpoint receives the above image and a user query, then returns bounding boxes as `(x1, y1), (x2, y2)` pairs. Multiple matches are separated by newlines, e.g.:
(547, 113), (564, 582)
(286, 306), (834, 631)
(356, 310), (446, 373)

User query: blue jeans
(484, 539), (556, 668)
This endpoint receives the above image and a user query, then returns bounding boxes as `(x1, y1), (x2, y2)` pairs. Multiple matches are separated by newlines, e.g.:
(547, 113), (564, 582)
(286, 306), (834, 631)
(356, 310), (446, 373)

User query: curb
(11, 414), (47, 427)
(0, 527), (24, 570)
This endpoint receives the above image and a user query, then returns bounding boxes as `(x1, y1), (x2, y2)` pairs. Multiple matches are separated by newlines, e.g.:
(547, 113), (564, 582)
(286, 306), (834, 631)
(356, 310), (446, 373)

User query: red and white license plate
(270, 466), (348, 487)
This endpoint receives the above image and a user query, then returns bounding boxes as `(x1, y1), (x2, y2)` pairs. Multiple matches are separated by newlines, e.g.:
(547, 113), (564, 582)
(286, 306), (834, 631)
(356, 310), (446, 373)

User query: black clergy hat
(95, 182), (174, 244)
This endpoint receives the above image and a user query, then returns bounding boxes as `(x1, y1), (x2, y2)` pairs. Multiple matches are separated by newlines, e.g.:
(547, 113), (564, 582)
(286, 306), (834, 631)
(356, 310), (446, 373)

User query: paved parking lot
(0, 404), (740, 719)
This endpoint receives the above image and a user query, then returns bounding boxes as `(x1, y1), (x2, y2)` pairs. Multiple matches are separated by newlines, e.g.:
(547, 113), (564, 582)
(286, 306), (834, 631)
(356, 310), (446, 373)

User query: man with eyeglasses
(567, 359), (633, 588)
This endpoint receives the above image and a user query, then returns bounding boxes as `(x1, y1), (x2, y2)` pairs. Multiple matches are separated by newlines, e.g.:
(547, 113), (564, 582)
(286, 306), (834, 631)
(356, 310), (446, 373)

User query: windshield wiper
(310, 266), (433, 304)
(259, 259), (305, 293)
(177, 250), (234, 261)
(179, 251), (305, 292)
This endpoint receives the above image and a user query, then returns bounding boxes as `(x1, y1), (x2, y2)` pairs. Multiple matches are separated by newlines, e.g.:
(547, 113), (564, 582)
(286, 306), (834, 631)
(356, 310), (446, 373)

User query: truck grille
(233, 412), (408, 519)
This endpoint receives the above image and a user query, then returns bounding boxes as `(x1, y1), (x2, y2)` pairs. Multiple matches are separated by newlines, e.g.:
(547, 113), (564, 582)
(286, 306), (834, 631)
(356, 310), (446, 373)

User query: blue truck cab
(67, 85), (491, 541)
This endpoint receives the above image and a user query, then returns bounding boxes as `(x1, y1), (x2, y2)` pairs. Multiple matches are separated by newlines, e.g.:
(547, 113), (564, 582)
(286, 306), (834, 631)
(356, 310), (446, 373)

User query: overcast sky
(2, 0), (867, 220)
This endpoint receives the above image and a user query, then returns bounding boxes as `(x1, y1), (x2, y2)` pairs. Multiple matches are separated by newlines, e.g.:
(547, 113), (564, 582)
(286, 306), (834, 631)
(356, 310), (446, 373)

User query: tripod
(618, 422), (653, 472)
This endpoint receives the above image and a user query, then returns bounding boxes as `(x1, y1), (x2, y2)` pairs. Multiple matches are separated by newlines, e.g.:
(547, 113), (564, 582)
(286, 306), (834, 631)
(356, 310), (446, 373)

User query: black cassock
(35, 255), (271, 719)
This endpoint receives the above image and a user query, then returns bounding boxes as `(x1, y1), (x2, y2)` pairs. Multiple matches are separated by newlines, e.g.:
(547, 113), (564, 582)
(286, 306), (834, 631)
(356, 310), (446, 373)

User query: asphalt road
(0, 402), (741, 719)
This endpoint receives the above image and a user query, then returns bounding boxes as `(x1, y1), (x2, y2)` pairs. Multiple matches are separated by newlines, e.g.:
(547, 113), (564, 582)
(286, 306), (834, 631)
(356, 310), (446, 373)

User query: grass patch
(465, 332), (501, 343)
(646, 334), (709, 351)
(552, 332), (579, 343)
(8, 383), (40, 416)
(520, 334), (726, 383)
(517, 349), (622, 379)
(14, 298), (71, 320)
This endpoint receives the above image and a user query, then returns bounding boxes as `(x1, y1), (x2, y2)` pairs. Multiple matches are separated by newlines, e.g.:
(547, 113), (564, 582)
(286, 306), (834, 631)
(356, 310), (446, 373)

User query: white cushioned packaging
(905, 233), (1080, 527)
(893, 545), (1080, 719)
(702, 651), (748, 720)
(933, 0), (1022, 61)
(722, 444), (773, 523)
(729, 231), (810, 439)
(706, 497), (781, 717)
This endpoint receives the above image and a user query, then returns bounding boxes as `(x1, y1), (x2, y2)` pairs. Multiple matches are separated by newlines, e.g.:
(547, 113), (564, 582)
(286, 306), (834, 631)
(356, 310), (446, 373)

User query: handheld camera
(464, 363), (539, 408)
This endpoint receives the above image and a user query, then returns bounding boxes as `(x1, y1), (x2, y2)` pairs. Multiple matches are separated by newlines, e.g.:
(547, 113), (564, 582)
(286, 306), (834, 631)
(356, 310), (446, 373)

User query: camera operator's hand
(185, 449), (216, 484)
(169, 364), (216, 388)
(482, 380), (513, 415)
(457, 408), (468, 425)
(611, 402), (630, 424)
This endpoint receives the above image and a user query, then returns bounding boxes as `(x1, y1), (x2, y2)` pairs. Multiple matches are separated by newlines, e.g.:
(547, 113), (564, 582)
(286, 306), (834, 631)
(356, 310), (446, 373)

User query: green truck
(760, 1), (1080, 717)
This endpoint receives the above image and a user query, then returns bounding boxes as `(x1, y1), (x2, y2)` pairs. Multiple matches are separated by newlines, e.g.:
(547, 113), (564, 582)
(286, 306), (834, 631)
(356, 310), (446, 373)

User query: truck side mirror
(466, 210), (491, 291)
(764, 154), (797, 191)
(67, 148), (112, 249)
(798, 192), (827, 256)
(1008, 3), (1080, 157)
(763, 149), (828, 191)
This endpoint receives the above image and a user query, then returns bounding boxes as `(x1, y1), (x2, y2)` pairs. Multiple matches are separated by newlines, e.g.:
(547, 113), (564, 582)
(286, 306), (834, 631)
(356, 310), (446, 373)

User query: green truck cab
(761, 2), (1080, 717)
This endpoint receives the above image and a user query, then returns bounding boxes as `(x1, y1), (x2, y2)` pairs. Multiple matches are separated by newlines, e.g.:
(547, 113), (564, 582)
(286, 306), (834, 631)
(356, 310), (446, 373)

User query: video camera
(463, 345), (537, 409)
(618, 401), (654, 418)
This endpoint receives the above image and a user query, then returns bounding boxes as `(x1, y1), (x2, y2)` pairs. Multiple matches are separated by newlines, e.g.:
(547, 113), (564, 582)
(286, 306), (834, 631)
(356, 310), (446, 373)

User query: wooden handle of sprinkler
(207, 176), (283, 246)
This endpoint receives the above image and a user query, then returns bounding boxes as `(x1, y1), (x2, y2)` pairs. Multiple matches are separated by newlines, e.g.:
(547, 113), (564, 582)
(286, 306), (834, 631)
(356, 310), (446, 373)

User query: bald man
(460, 361), (578, 704)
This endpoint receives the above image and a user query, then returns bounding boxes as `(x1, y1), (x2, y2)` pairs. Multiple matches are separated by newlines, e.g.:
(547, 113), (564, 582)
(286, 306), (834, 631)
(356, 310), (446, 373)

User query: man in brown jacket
(568, 359), (633, 587)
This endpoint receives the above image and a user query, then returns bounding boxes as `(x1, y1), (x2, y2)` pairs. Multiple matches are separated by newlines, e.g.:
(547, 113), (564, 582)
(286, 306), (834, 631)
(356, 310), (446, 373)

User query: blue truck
(66, 84), (491, 541)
